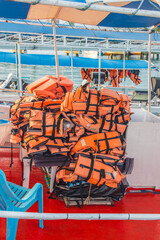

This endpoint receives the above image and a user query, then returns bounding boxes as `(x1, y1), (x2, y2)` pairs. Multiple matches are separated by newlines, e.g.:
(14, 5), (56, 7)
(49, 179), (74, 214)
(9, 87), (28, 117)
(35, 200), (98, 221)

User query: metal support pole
(123, 50), (126, 92)
(15, 43), (18, 78)
(53, 23), (60, 80)
(41, 34), (44, 45)
(148, 31), (152, 112)
(98, 48), (101, 90)
(71, 48), (73, 82)
(17, 42), (22, 95)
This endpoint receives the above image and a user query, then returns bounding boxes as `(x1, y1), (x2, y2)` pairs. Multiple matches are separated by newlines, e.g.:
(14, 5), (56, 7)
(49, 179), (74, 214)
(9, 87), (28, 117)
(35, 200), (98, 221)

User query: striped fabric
(0, 0), (160, 27)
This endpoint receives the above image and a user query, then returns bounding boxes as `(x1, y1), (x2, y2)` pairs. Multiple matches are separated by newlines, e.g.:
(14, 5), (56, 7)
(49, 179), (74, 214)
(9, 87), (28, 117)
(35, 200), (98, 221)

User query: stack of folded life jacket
(10, 76), (133, 204)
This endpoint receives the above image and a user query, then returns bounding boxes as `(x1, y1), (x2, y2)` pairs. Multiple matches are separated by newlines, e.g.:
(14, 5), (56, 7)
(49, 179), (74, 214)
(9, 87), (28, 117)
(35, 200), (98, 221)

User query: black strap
(51, 114), (56, 139)
(56, 113), (64, 134)
(42, 111), (46, 136)
(85, 153), (94, 182)
(96, 169), (105, 186)
(104, 133), (109, 154)
(99, 115), (105, 133)
(95, 91), (100, 118)
(109, 106), (114, 131)
(85, 91), (91, 114)
(21, 157), (24, 186)
(87, 115), (98, 124)
(10, 143), (13, 168)
(80, 181), (84, 206)
(60, 85), (67, 93)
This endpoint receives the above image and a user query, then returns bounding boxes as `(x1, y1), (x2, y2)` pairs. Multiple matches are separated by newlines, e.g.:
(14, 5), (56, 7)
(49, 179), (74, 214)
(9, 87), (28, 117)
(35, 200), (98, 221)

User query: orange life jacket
(74, 152), (126, 187)
(71, 131), (122, 155)
(61, 92), (74, 112)
(46, 139), (70, 156)
(10, 126), (22, 144)
(81, 68), (109, 83)
(110, 70), (118, 87)
(27, 75), (73, 95)
(119, 94), (131, 113)
(33, 90), (57, 99)
(128, 71), (142, 85)
(76, 114), (127, 136)
(117, 70), (128, 84)
(56, 166), (78, 183)
(114, 112), (131, 124)
(81, 68), (91, 82)
(28, 145), (48, 156)
(72, 88), (100, 116)
(23, 135), (49, 149)
(20, 98), (62, 112)
(99, 88), (121, 115)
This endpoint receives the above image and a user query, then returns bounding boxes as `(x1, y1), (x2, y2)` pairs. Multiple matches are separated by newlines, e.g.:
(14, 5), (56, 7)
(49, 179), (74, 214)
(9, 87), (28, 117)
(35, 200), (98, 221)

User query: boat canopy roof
(0, 51), (153, 69)
(0, 0), (160, 28)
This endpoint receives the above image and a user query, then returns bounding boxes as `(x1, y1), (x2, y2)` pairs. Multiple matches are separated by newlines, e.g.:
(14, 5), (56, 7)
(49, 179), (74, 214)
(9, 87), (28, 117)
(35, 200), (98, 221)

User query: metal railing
(0, 31), (160, 52)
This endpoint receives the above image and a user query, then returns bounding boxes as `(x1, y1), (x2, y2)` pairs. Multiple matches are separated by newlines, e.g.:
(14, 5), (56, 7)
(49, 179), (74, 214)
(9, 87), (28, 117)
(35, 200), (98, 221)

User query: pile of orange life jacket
(10, 76), (133, 204)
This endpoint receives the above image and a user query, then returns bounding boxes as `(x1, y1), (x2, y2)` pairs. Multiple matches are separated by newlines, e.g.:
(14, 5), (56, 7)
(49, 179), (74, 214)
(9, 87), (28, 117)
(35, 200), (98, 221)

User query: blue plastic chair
(0, 169), (44, 240)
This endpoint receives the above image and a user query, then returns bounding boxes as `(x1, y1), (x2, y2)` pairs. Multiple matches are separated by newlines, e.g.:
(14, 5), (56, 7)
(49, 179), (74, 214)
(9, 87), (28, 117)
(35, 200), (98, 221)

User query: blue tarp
(0, 51), (150, 69)
(0, 21), (159, 41)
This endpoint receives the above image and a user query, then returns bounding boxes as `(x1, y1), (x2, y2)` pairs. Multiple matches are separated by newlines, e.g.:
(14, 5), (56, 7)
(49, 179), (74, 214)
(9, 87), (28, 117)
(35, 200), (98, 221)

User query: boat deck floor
(0, 148), (160, 240)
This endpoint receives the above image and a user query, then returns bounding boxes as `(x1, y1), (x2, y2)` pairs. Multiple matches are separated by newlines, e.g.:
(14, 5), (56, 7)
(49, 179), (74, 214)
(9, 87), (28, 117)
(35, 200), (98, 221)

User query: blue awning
(0, 0), (160, 28)
(0, 51), (151, 69)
